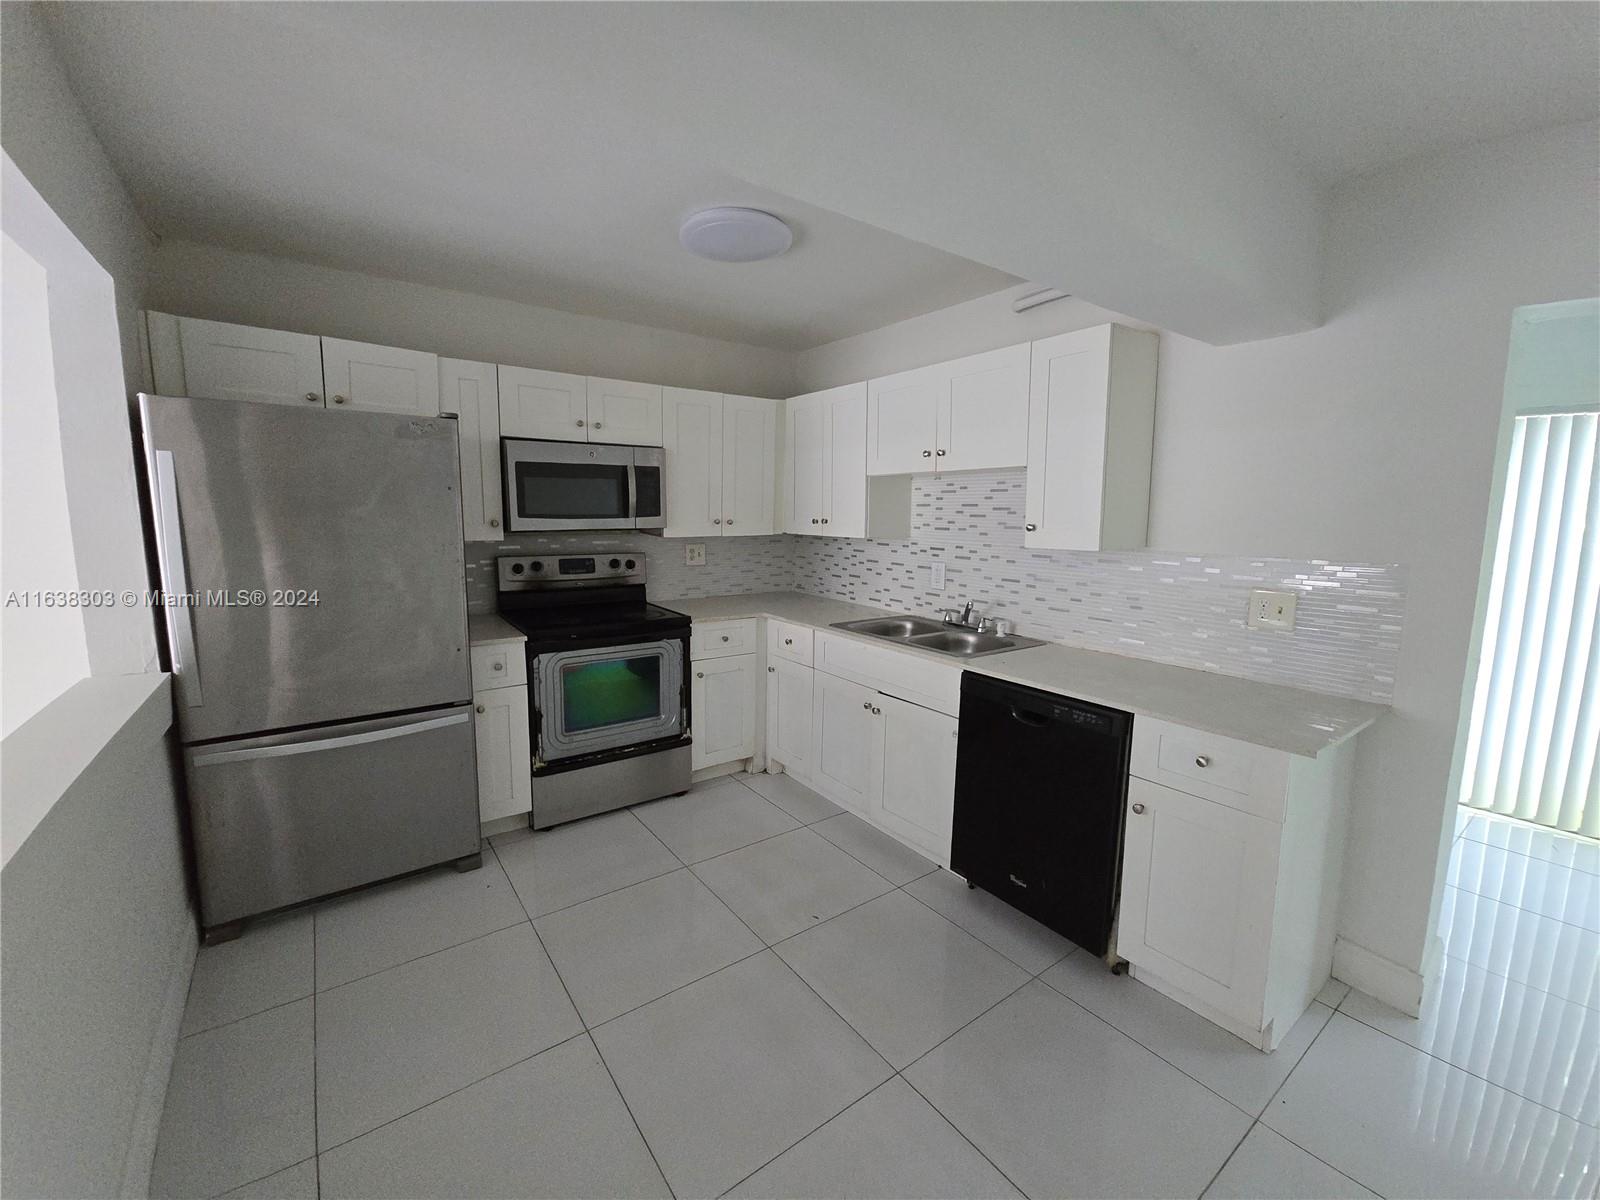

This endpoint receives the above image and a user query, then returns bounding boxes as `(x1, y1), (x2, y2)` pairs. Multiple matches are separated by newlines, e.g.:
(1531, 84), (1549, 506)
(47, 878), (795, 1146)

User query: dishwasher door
(950, 674), (1131, 957)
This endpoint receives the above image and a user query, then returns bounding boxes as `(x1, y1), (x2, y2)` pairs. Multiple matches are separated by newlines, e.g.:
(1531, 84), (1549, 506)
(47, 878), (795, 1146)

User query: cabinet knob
(1025, 523), (1037, 532)
(721, 635), (730, 642)
(784, 638), (793, 645)
(333, 395), (347, 405)
(713, 518), (721, 525)
(922, 449), (932, 458)
(768, 666), (775, 673)
(1194, 755), (1210, 768)
(493, 661), (503, 671)
(696, 671), (704, 679)
(821, 518), (829, 525)
(576, 419), (585, 427)
(475, 704), (486, 714)
(726, 519), (734, 526)
(304, 393), (320, 404)
(811, 518), (819, 525)
(592, 421), (602, 430)
(1131, 802), (1146, 814)
(936, 449), (946, 457)
(872, 705), (881, 715)
(863, 701), (872, 711)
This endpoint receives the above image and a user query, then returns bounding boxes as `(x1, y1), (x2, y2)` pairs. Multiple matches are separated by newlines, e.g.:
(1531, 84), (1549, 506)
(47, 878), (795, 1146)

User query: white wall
(796, 120), (1600, 1002)
(1, 231), (91, 736)
(148, 239), (797, 399)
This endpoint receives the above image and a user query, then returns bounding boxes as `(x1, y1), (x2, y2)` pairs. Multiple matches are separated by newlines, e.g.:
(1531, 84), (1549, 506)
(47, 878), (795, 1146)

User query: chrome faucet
(943, 601), (990, 631)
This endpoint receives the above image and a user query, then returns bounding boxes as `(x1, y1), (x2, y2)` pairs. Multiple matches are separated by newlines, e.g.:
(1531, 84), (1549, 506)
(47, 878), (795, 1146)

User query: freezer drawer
(185, 707), (479, 928)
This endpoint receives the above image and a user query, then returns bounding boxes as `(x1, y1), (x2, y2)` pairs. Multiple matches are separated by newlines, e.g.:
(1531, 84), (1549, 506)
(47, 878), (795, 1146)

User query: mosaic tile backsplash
(466, 469), (1405, 703)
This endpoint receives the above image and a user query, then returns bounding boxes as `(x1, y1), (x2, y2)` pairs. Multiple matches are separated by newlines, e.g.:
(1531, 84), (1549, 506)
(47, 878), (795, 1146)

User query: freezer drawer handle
(191, 712), (470, 767)
(153, 450), (203, 708)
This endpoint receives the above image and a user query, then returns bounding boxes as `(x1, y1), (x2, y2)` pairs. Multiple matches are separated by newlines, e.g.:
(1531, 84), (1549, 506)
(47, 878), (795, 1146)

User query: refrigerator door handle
(153, 450), (202, 708)
(191, 711), (470, 767)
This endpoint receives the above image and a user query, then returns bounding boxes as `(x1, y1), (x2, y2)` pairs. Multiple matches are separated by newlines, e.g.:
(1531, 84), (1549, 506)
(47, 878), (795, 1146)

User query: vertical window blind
(1460, 410), (1598, 837)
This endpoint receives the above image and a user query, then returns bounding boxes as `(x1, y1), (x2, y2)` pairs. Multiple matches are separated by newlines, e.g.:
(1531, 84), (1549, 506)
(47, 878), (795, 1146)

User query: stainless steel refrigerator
(140, 394), (480, 940)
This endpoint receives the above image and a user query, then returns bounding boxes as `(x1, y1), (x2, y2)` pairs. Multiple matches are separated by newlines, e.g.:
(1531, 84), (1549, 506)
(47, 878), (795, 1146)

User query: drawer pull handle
(493, 662), (503, 671)
(1194, 755), (1210, 768)
(1131, 802), (1146, 814)
(721, 635), (730, 642)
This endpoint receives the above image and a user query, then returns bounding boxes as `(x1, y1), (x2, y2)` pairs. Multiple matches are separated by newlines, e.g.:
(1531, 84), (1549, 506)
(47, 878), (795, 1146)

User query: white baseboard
(120, 913), (197, 1198)
(1332, 934), (1434, 1016)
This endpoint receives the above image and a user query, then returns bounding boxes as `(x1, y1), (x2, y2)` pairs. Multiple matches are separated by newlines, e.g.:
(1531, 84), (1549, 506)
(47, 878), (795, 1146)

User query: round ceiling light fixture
(679, 207), (793, 263)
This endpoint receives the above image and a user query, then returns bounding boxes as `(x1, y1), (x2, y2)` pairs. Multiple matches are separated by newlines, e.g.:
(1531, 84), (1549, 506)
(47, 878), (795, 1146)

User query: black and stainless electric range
(496, 552), (692, 829)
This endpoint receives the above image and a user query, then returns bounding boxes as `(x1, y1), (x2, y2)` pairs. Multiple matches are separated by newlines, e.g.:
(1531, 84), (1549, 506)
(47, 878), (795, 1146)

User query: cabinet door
(1118, 777), (1279, 1025)
(171, 315), (325, 407)
(440, 359), (503, 541)
(587, 377), (663, 446)
(785, 395), (826, 534)
(722, 395), (778, 535)
(662, 387), (723, 538)
(499, 365), (588, 441)
(823, 383), (869, 537)
(1024, 326), (1112, 550)
(321, 338), (440, 415)
(867, 365), (941, 475)
(692, 654), (758, 771)
(939, 343), (1030, 472)
(474, 686), (532, 825)
(766, 658), (813, 777)
(872, 693), (958, 860)
(811, 671), (881, 815)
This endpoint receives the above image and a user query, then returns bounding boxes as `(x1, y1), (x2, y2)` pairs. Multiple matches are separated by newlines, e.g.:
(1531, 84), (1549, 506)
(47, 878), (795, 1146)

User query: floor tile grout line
(313, 1029), (593, 1158)
(177, 990), (313, 1042)
(1331, 1003), (1600, 1128)
(895, 1070), (1033, 1199)
(729, 769), (847, 826)
(1240, 1010), (1392, 1199)
(204, 1156), (318, 1200)
(314, 916), (534, 999)
(896, 880), (1069, 976)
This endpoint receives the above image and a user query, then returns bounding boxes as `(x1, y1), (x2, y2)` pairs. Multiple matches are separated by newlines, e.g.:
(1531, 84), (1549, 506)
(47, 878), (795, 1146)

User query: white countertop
(467, 613), (526, 646)
(668, 591), (1386, 758)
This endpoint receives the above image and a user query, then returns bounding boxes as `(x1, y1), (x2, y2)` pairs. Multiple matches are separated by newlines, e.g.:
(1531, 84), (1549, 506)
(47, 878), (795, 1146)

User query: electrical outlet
(684, 543), (706, 567)
(930, 560), (947, 590)
(1247, 588), (1297, 631)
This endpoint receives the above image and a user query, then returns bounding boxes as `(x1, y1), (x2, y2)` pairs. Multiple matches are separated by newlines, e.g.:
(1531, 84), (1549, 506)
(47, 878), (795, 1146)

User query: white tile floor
(151, 784), (1600, 1199)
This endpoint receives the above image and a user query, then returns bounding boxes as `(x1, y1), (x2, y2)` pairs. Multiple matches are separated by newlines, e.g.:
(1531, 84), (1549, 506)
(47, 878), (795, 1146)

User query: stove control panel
(497, 553), (646, 590)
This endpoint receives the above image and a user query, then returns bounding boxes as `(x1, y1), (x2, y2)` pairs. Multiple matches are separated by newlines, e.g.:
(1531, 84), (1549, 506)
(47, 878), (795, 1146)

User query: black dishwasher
(951, 673), (1132, 958)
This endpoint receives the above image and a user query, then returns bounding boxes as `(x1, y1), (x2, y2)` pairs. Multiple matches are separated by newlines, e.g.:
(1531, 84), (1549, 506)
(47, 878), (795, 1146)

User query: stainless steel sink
(832, 616), (948, 639)
(830, 616), (1044, 658)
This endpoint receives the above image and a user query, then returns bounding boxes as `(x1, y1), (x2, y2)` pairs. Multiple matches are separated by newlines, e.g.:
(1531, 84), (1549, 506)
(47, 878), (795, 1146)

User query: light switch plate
(685, 543), (706, 567)
(1247, 588), (1297, 631)
(930, 560), (946, 590)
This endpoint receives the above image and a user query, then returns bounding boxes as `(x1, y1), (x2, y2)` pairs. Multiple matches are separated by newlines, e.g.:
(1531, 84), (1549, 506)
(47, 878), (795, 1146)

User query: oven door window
(515, 462), (629, 520)
(562, 655), (662, 732)
(534, 641), (683, 761)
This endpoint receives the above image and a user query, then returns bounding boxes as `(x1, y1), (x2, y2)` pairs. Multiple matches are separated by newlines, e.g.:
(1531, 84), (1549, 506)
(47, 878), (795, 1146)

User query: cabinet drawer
(1130, 717), (1289, 823)
(767, 620), (814, 666)
(813, 630), (961, 717)
(471, 643), (527, 691)
(692, 619), (758, 660)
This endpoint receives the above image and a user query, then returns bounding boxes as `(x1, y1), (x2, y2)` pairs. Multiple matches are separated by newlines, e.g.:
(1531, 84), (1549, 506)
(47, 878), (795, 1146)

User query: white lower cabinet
(473, 684), (532, 825)
(871, 693), (959, 860)
(810, 672), (880, 815)
(1118, 776), (1280, 1027)
(691, 654), (758, 771)
(766, 658), (813, 777)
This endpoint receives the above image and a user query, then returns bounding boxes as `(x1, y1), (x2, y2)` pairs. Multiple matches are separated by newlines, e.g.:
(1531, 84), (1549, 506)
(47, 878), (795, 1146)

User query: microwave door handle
(626, 461), (639, 525)
(153, 450), (203, 708)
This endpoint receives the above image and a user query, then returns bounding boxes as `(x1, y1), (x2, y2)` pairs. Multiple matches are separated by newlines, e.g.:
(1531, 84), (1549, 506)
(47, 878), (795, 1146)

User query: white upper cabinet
(1024, 324), (1158, 552)
(150, 313), (325, 408)
(721, 395), (778, 535)
(939, 343), (1031, 472)
(439, 358), (503, 541)
(824, 384), (869, 537)
(867, 364), (942, 474)
(321, 337), (439, 415)
(784, 391), (828, 534)
(866, 342), (1029, 476)
(785, 382), (909, 539)
(586, 377), (663, 446)
(662, 387), (723, 538)
(498, 365), (587, 441)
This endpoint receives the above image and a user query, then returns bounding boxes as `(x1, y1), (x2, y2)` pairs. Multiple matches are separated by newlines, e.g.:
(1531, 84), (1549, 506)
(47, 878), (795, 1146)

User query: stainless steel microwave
(501, 439), (665, 532)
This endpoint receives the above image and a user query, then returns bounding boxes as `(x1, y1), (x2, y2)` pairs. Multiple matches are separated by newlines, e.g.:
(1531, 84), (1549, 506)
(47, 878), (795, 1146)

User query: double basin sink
(830, 615), (1044, 658)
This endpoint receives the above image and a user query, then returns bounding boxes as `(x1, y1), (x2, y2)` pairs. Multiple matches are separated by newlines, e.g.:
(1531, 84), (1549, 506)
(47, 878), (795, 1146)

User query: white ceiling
(41, 3), (1598, 351)
(1141, 2), (1599, 185)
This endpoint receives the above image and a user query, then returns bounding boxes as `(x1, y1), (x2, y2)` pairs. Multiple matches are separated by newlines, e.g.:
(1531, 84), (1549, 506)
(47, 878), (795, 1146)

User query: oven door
(533, 640), (683, 760)
(503, 439), (636, 532)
